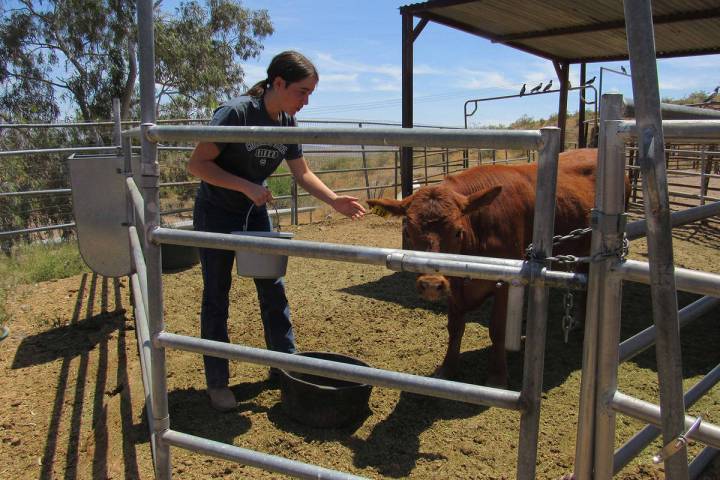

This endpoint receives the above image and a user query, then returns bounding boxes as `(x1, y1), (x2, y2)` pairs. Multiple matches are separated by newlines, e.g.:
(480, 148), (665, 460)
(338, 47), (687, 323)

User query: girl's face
(274, 75), (317, 116)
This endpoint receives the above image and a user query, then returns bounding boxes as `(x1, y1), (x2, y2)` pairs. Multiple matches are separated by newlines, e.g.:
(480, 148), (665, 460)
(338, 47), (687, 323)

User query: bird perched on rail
(530, 82), (543, 94)
(704, 86), (720, 103)
(584, 76), (596, 86)
(519, 83), (527, 96)
(620, 65), (628, 74)
(542, 80), (553, 92)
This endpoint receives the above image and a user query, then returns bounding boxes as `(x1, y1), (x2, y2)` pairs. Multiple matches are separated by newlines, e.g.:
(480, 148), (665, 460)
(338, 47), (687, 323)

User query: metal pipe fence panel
(161, 430), (368, 480)
(613, 259), (720, 297)
(157, 332), (523, 410)
(611, 391), (720, 450)
(613, 364), (720, 474)
(140, 125), (543, 150)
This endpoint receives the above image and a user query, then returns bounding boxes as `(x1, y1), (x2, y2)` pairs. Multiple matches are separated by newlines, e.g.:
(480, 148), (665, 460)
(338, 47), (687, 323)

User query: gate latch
(652, 416), (702, 464)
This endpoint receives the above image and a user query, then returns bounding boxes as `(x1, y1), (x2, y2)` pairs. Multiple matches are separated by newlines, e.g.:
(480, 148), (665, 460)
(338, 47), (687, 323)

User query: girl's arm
(188, 142), (272, 206)
(287, 157), (365, 219)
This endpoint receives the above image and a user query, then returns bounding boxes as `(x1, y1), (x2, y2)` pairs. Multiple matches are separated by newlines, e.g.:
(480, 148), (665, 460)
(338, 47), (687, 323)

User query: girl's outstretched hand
(332, 196), (366, 219)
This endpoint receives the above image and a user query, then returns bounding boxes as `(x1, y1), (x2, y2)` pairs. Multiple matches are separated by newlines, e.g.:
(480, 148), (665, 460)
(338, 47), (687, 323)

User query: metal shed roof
(400, 0), (720, 63)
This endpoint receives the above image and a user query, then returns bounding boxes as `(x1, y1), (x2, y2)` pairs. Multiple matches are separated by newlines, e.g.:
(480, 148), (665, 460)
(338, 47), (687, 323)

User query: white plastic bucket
(231, 230), (294, 279)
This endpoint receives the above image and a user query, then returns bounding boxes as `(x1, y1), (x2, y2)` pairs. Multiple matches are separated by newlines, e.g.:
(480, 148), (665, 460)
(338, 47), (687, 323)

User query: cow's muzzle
(416, 274), (450, 302)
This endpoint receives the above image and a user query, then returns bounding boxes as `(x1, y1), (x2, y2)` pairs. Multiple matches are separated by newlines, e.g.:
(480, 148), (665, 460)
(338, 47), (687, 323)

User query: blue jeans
(193, 198), (296, 388)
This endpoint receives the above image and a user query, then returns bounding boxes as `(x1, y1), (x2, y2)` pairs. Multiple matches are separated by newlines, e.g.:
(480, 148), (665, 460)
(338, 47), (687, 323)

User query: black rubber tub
(279, 352), (372, 428)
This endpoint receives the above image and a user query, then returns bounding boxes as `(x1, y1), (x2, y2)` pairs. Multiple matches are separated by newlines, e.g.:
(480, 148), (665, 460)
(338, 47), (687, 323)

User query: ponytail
(245, 78), (269, 97)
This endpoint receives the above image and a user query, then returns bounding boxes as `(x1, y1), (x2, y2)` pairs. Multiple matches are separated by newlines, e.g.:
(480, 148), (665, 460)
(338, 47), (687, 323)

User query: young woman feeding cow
(188, 50), (366, 412)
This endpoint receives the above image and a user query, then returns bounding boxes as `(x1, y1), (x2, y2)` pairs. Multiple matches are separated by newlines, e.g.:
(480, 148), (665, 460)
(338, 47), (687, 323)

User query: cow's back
(443, 149), (598, 259)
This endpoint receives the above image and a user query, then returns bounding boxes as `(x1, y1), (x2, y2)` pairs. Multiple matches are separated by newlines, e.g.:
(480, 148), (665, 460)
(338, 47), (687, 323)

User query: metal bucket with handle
(232, 203), (293, 279)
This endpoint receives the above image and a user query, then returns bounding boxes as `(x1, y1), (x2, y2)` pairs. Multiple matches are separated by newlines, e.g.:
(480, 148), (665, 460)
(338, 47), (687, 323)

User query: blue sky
(6, 0), (718, 126)
(230, 0), (719, 127)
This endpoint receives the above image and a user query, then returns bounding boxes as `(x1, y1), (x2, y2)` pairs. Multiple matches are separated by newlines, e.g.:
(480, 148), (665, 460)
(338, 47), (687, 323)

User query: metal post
(424, 147), (428, 185)
(393, 151), (399, 200)
(555, 62), (570, 152)
(137, 0), (171, 477)
(112, 98), (122, 146)
(579, 63), (587, 148)
(699, 150), (708, 206)
(592, 118), (628, 480)
(400, 13), (413, 199)
(573, 93), (624, 479)
(291, 177), (298, 225)
(359, 123), (371, 200)
(624, 2), (689, 477)
(516, 127), (560, 480)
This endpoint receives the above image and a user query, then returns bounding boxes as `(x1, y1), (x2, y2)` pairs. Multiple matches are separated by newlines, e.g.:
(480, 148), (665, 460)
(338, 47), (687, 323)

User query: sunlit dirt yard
(1, 213), (719, 479)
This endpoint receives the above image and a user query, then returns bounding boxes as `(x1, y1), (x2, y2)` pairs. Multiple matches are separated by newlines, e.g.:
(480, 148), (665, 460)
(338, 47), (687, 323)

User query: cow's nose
(416, 275), (449, 302)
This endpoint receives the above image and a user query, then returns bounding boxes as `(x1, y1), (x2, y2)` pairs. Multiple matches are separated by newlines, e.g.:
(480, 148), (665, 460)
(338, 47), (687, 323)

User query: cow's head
(368, 184), (501, 301)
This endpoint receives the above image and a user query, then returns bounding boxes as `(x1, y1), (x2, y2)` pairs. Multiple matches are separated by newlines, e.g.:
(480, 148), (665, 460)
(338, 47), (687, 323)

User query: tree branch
(5, 70), (69, 90)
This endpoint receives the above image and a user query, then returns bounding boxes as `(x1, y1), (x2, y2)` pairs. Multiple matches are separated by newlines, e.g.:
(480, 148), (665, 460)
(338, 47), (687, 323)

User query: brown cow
(367, 148), (601, 387)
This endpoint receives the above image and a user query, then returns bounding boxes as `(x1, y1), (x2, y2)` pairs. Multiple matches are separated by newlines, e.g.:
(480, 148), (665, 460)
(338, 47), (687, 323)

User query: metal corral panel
(68, 154), (131, 277)
(400, 0), (720, 62)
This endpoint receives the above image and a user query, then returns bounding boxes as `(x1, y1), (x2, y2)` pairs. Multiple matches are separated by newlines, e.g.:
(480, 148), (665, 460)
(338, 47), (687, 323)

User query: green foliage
(13, 240), (87, 283)
(0, 240), (87, 324)
(155, 0), (273, 118)
(661, 90), (714, 105)
(267, 166), (292, 197)
(0, 0), (136, 122)
(1, 1), (273, 122)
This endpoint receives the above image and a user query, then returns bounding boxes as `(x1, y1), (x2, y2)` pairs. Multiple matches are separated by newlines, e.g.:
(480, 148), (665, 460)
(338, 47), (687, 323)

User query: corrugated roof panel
(402, 0), (720, 62)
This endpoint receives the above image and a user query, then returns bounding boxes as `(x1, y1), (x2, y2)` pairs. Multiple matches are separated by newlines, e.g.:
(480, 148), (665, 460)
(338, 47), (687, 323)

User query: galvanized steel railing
(572, 40), (720, 478)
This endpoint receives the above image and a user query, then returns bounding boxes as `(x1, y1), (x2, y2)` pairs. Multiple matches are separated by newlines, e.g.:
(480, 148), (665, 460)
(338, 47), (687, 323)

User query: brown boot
(207, 387), (236, 412)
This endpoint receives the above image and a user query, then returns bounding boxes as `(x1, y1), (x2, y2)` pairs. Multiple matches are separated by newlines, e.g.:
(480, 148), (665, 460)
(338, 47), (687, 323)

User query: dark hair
(245, 50), (318, 97)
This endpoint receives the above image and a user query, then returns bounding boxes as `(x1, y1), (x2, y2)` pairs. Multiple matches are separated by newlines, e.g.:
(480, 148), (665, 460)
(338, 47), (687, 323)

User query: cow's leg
(434, 305), (466, 379)
(487, 285), (509, 388)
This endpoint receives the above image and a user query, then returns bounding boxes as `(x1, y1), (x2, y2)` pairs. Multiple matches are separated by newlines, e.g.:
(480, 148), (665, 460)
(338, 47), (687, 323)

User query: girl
(189, 50), (365, 411)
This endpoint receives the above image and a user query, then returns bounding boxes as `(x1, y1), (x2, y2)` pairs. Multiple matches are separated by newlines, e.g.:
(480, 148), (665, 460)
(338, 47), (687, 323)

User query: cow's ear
(366, 196), (412, 217)
(460, 186), (502, 214)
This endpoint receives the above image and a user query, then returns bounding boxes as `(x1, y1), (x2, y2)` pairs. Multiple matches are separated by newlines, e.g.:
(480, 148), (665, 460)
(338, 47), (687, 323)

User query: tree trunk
(121, 38), (137, 120)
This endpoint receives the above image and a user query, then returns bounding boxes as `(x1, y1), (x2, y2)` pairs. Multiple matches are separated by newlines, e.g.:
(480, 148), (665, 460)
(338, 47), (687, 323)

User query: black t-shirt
(196, 95), (303, 212)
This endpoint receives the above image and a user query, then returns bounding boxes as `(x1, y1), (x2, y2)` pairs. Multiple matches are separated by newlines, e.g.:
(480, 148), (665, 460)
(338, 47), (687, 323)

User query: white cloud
(315, 52), (401, 80)
(317, 73), (363, 92)
(242, 64), (267, 83)
(415, 64), (444, 75)
(370, 78), (401, 92)
(658, 78), (704, 90)
(456, 69), (516, 90)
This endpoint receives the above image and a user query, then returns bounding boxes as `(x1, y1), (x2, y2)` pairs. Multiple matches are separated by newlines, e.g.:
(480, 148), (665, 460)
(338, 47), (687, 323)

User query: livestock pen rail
(576, 100), (720, 478)
(568, 4), (720, 469)
(5, 117), (716, 250)
(1, 112), (495, 245)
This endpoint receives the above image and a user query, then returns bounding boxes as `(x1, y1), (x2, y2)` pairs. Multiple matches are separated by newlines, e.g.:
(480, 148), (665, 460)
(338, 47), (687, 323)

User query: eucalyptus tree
(0, 0), (273, 122)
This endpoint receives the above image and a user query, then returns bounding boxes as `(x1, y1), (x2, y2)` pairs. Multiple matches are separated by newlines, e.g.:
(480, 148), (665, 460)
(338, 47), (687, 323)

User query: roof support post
(401, 13), (414, 200)
(553, 61), (570, 151)
(578, 63), (587, 148)
(623, 1), (688, 478)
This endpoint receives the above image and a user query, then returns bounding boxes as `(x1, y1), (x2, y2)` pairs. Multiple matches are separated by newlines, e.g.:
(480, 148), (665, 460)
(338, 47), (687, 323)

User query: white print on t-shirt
(246, 143), (288, 156)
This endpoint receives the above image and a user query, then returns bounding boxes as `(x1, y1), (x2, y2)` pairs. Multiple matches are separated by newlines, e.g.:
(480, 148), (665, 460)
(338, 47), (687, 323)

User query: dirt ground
(1, 213), (719, 479)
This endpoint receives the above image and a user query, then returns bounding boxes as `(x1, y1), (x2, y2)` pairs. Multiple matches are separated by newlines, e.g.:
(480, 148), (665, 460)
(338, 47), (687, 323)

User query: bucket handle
(243, 202), (282, 233)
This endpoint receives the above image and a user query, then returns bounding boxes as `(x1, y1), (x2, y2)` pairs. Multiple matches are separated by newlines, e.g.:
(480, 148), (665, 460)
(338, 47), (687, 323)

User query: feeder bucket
(231, 231), (294, 279)
(280, 352), (372, 428)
